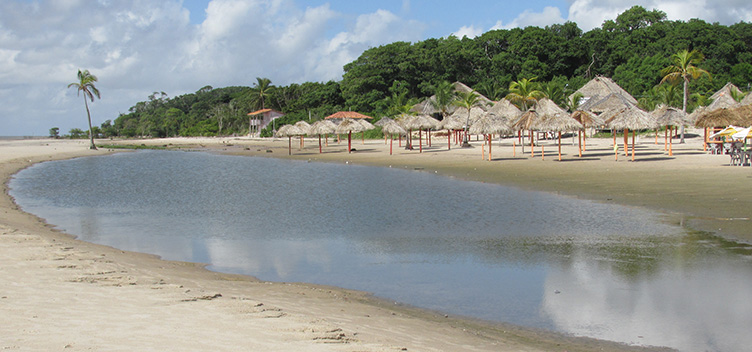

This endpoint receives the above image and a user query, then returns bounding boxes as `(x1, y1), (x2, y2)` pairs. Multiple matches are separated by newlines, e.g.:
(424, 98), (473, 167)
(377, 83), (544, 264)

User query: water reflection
(9, 150), (752, 351)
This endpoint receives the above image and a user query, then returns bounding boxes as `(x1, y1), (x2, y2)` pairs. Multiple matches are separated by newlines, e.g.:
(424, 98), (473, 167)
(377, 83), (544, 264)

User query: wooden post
(631, 130), (635, 161)
(578, 131), (582, 157)
(447, 130), (451, 150)
(348, 131), (352, 153)
(513, 140), (516, 157)
(558, 131), (562, 161)
(288, 136), (292, 155)
(530, 130), (535, 157)
(419, 130), (423, 153)
(318, 135), (322, 153)
(669, 127), (674, 156)
(488, 134), (492, 161)
(390, 135), (393, 155)
(542, 144), (545, 161)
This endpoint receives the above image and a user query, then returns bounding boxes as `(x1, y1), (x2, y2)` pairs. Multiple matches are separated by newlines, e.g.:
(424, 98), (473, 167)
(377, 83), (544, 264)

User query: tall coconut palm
(249, 77), (275, 110)
(660, 49), (711, 143)
(505, 77), (544, 111)
(67, 69), (100, 150)
(453, 90), (482, 147)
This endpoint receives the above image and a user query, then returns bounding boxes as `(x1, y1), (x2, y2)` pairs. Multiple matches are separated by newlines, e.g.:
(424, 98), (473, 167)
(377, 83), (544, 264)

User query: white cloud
(0, 0), (425, 135)
(567, 0), (752, 31)
(451, 25), (484, 39)
(492, 6), (566, 30)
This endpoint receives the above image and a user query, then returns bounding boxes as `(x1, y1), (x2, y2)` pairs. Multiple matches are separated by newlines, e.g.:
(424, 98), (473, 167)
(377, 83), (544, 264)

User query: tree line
(60, 6), (752, 140)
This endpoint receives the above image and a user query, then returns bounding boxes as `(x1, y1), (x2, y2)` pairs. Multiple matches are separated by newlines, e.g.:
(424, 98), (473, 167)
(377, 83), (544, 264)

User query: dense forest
(61, 6), (752, 138)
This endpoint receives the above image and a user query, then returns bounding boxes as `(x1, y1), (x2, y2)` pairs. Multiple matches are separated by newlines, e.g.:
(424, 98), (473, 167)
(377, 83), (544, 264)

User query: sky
(1, 0), (751, 136)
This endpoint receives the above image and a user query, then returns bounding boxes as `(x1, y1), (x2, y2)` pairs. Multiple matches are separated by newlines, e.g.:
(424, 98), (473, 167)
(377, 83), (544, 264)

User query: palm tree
(542, 81), (565, 107)
(565, 92), (584, 112)
(68, 69), (101, 150)
(429, 80), (456, 120)
(505, 77), (544, 111)
(660, 49), (711, 143)
(453, 90), (482, 147)
(249, 77), (275, 110)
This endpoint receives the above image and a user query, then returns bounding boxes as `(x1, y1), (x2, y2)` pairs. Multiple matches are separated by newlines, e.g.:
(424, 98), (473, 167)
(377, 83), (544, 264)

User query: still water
(9, 150), (752, 351)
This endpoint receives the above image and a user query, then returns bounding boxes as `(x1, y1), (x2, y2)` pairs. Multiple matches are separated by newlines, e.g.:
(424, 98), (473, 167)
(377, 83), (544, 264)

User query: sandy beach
(2, 133), (747, 351)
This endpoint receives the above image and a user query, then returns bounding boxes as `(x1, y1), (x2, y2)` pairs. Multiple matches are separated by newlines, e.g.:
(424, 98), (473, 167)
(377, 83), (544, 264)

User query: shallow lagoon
(9, 150), (752, 351)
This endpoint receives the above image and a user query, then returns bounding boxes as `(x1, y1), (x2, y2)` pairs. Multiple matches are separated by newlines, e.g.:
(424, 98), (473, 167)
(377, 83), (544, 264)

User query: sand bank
(3, 135), (738, 351)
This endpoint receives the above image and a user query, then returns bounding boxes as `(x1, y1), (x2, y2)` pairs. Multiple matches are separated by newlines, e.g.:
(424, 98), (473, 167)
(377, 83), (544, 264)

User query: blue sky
(1, 0), (751, 136)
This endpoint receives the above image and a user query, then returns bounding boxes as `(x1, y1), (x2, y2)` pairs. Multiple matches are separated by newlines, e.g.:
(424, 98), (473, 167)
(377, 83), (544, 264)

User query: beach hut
(380, 121), (407, 155)
(578, 92), (638, 114)
(275, 124), (305, 155)
(469, 112), (512, 161)
(293, 121), (311, 149)
(374, 117), (393, 144)
(309, 120), (337, 153)
(570, 76), (638, 112)
(603, 105), (658, 161)
(438, 114), (465, 150)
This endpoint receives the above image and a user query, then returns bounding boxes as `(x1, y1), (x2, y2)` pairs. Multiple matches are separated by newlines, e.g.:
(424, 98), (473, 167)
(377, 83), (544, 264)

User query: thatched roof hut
(651, 105), (687, 127)
(469, 112), (512, 161)
(578, 92), (638, 114)
(411, 81), (493, 115)
(571, 110), (604, 127)
(741, 92), (752, 106)
(293, 121), (311, 135)
(335, 118), (366, 153)
(275, 124), (306, 155)
(373, 117), (393, 127)
(381, 120), (406, 155)
(570, 76), (638, 108)
(695, 105), (752, 128)
(488, 99), (522, 122)
(603, 105), (657, 130)
(710, 82), (743, 101)
(309, 119), (336, 135)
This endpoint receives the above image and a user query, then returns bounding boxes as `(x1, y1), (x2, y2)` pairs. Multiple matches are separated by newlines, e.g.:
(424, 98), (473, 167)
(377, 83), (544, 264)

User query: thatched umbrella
(309, 120), (337, 153)
(374, 117), (393, 144)
(603, 105), (658, 161)
(469, 112), (512, 161)
(354, 118), (375, 144)
(439, 114), (465, 150)
(579, 92), (638, 114)
(511, 98), (568, 159)
(530, 107), (583, 161)
(571, 110), (603, 155)
(396, 114), (422, 151)
(294, 121), (311, 149)
(381, 120), (407, 155)
(335, 118), (365, 153)
(695, 104), (752, 128)
(651, 105), (687, 156)
(275, 124), (305, 155)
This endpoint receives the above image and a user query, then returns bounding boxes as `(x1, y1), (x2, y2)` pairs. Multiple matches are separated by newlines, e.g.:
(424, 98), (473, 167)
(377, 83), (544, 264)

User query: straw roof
(335, 118), (366, 134)
(356, 118), (376, 130)
(710, 82), (743, 101)
(741, 92), (752, 106)
(530, 99), (581, 132)
(571, 110), (604, 127)
(275, 124), (305, 137)
(570, 76), (638, 107)
(293, 121), (312, 135)
(380, 120), (407, 135)
(651, 105), (687, 127)
(488, 99), (522, 122)
(411, 81), (494, 114)
(578, 92), (638, 114)
(325, 111), (373, 120)
(416, 114), (440, 129)
(396, 114), (422, 130)
(469, 112), (512, 134)
(694, 104), (752, 128)
(373, 117), (393, 127)
(309, 120), (336, 135)
(438, 114), (466, 130)
(603, 105), (658, 130)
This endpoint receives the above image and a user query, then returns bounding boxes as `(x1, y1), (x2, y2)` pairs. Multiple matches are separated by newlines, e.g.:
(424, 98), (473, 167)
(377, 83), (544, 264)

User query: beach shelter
(396, 114), (422, 151)
(335, 118), (366, 153)
(275, 124), (305, 155)
(293, 121), (312, 149)
(381, 120), (407, 155)
(309, 120), (337, 153)
(511, 98), (570, 159)
(438, 114), (465, 150)
(651, 105), (687, 156)
(603, 105), (658, 161)
(469, 112), (512, 161)
(696, 105), (752, 128)
(571, 110), (604, 155)
(374, 117), (393, 144)
(529, 101), (583, 161)
(354, 119), (375, 144)
(570, 76), (638, 113)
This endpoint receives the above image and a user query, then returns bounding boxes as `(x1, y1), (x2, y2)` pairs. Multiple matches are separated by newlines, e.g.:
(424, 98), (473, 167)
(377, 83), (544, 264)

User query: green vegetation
(67, 6), (752, 139)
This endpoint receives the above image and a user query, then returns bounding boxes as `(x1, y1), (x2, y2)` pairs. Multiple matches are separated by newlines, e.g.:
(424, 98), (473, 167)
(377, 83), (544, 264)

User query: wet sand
(3, 133), (744, 351)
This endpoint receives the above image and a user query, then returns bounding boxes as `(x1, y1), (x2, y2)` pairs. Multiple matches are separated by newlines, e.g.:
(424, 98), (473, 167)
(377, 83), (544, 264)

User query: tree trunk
(680, 78), (688, 143)
(84, 96), (96, 150)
